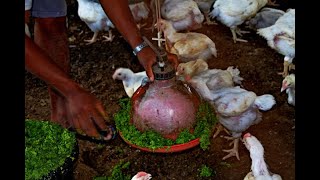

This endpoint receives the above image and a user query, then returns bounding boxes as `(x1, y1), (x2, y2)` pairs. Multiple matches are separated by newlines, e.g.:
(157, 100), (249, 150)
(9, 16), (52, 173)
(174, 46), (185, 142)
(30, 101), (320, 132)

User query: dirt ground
(25, 0), (295, 179)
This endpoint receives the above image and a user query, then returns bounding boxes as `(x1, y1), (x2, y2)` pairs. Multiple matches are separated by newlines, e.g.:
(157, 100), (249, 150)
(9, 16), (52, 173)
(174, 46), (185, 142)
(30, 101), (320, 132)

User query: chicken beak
(281, 85), (287, 92)
(281, 81), (287, 92)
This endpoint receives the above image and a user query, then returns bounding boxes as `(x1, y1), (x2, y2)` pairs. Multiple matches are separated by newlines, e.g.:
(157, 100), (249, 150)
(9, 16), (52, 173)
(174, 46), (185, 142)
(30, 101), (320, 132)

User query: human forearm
(25, 35), (79, 96)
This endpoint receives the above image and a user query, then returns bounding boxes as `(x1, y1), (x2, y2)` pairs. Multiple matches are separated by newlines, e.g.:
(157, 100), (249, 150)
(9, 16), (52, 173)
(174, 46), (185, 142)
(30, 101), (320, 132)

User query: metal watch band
(133, 41), (149, 56)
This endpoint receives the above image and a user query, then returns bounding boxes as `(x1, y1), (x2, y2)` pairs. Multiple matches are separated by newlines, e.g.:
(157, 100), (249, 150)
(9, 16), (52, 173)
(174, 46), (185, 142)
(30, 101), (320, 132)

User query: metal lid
(152, 49), (175, 80)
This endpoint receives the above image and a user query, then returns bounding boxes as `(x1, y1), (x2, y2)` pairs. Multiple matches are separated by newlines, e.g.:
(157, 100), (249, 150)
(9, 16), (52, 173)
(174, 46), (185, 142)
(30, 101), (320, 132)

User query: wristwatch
(133, 41), (149, 56)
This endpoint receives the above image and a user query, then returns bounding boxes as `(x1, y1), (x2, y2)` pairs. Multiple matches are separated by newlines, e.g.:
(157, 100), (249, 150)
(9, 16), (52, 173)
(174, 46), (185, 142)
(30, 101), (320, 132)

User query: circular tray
(118, 131), (200, 153)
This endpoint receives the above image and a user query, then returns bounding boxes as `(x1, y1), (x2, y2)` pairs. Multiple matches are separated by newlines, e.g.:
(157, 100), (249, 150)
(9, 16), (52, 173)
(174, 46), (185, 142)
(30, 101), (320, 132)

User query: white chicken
(112, 68), (148, 98)
(76, 0), (115, 44)
(245, 7), (285, 31)
(159, 19), (217, 62)
(257, 9), (295, 77)
(176, 59), (243, 101)
(281, 73), (295, 106)
(209, 86), (276, 160)
(243, 133), (283, 180)
(194, 0), (217, 25)
(131, 171), (152, 180)
(161, 0), (204, 32)
(129, 1), (150, 29)
(208, 0), (268, 43)
(176, 59), (244, 139)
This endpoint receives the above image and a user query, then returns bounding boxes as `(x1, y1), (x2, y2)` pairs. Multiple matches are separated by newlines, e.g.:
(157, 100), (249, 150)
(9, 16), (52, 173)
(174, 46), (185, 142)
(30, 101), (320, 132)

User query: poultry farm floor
(25, 0), (295, 179)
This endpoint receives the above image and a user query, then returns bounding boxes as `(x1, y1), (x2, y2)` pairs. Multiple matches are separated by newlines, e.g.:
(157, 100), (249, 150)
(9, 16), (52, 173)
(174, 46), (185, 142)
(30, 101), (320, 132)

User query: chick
(257, 9), (295, 77)
(131, 171), (152, 180)
(176, 59), (243, 101)
(129, 1), (150, 29)
(161, 0), (204, 32)
(194, 0), (217, 25)
(209, 86), (276, 160)
(112, 68), (148, 98)
(76, 0), (115, 44)
(159, 19), (217, 62)
(243, 133), (283, 180)
(281, 73), (295, 106)
(245, 7), (285, 31)
(209, 0), (269, 43)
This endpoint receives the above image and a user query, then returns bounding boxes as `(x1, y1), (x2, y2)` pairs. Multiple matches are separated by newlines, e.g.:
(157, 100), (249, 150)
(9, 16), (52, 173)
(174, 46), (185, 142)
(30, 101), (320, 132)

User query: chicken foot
(278, 60), (294, 77)
(267, 0), (280, 6)
(102, 30), (115, 42)
(230, 28), (248, 43)
(84, 31), (99, 45)
(137, 23), (148, 30)
(203, 13), (217, 25)
(212, 123), (230, 138)
(221, 137), (240, 160)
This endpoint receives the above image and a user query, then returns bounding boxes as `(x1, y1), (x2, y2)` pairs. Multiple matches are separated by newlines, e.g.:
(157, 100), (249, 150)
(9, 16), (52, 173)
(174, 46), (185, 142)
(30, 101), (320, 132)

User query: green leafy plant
(94, 161), (131, 180)
(114, 98), (217, 150)
(25, 119), (77, 180)
(199, 165), (215, 177)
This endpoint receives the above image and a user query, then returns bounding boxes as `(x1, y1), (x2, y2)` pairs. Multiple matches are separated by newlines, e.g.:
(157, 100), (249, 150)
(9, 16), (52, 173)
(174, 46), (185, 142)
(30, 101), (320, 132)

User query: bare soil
(25, 1), (295, 179)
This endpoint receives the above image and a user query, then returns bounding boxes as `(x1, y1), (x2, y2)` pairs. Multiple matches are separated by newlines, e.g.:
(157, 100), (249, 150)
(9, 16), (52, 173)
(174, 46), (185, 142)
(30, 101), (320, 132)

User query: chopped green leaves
(25, 119), (76, 180)
(114, 98), (217, 150)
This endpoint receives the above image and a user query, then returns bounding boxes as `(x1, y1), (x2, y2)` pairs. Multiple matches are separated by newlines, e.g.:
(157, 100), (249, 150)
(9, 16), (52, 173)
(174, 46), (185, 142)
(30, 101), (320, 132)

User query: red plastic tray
(118, 131), (200, 153)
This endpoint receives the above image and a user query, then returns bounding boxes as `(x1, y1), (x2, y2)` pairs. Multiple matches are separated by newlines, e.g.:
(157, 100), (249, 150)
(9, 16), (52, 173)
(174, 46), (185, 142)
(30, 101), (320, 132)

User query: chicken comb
(243, 133), (251, 139)
(136, 171), (148, 177)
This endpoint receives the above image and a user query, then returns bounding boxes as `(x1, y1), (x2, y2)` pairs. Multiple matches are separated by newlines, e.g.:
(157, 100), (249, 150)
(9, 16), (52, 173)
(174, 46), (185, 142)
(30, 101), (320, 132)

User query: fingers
(91, 109), (108, 132)
(100, 126), (116, 141)
(80, 114), (101, 139)
(146, 68), (154, 82)
(95, 101), (109, 121)
(72, 110), (100, 139)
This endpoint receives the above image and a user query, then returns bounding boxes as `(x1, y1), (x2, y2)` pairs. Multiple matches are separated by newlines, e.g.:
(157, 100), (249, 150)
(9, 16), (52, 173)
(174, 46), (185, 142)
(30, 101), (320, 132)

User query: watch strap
(133, 41), (149, 56)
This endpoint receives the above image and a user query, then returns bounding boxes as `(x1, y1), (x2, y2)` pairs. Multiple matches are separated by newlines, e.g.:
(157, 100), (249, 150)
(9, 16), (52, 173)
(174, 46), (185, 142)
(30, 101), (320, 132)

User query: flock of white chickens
(75, 0), (295, 179)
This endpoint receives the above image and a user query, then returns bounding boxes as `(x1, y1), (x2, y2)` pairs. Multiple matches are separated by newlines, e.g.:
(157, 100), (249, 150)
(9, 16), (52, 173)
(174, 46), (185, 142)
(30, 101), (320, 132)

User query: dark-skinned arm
(25, 35), (113, 140)
(99, 0), (178, 81)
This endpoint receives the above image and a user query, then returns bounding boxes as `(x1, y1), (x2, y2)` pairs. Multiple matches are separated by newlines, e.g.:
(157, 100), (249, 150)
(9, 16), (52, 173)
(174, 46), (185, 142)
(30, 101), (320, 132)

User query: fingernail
(100, 125), (116, 140)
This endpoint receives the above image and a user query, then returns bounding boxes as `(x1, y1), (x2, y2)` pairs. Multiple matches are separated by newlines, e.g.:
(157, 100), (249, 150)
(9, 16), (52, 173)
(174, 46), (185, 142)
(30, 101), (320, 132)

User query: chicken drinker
(131, 47), (201, 141)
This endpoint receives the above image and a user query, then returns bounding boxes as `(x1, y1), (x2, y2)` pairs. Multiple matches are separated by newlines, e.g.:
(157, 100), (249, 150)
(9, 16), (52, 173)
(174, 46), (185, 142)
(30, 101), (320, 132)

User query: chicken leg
(102, 30), (115, 42)
(278, 57), (294, 77)
(84, 31), (99, 45)
(267, 0), (280, 6)
(230, 27), (249, 43)
(212, 123), (230, 138)
(203, 13), (217, 25)
(221, 136), (240, 160)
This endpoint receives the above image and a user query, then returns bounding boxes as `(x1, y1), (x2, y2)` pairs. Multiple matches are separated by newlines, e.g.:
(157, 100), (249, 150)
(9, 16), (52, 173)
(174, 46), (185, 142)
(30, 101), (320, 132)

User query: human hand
(137, 47), (157, 81)
(64, 87), (115, 141)
(137, 47), (179, 81)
